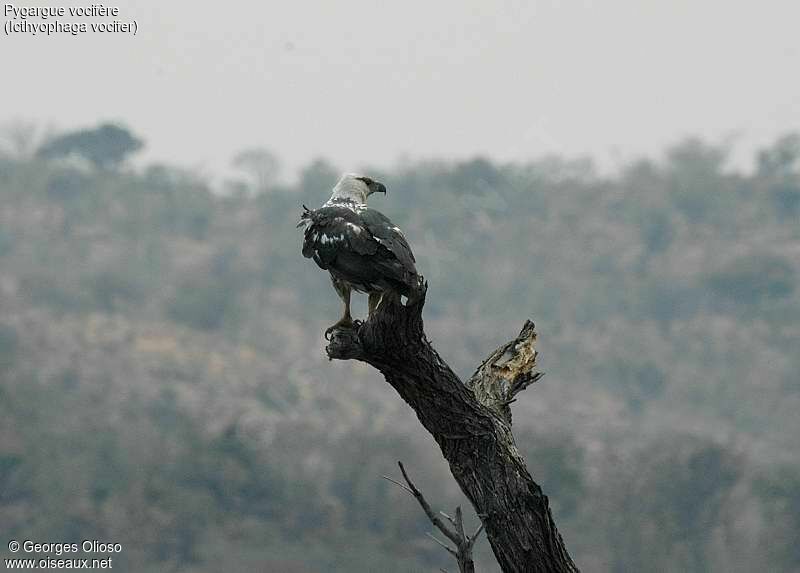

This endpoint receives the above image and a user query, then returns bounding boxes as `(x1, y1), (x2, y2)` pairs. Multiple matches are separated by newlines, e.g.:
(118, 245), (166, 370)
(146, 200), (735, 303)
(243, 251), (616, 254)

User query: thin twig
(385, 461), (485, 573)
(468, 522), (486, 550)
(455, 506), (467, 541)
(427, 533), (457, 557)
(396, 461), (462, 546)
(381, 474), (414, 495)
(440, 510), (457, 527)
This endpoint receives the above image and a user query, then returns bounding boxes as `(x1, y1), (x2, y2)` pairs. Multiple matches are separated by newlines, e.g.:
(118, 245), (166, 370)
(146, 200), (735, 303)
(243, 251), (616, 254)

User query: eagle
(297, 173), (422, 338)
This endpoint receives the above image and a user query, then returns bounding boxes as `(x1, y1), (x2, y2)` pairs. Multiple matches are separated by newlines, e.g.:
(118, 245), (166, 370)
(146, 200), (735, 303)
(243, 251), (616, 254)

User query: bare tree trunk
(326, 288), (579, 573)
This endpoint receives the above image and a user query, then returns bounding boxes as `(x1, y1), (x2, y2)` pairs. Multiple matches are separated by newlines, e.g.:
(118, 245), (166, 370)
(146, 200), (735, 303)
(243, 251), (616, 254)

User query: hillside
(1, 133), (799, 571)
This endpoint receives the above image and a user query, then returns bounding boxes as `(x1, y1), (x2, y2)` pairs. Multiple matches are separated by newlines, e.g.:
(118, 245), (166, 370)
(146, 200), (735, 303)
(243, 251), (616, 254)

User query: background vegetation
(1, 123), (799, 571)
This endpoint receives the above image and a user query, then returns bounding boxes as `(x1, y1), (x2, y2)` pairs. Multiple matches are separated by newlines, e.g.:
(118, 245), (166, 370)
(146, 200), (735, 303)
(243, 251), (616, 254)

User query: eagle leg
(368, 292), (383, 317)
(325, 277), (354, 340)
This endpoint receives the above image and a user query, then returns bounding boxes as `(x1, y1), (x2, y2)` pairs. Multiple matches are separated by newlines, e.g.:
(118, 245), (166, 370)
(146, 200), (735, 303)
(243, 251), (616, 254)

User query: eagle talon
(324, 318), (355, 340)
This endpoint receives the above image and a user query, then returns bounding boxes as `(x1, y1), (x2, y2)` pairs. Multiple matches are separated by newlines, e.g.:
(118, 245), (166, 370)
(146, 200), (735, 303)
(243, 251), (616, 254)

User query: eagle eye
(356, 176), (373, 186)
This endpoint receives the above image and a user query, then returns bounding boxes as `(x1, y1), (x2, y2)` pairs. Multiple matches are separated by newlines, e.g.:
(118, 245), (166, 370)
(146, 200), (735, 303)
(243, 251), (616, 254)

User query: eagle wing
(301, 205), (377, 269)
(358, 208), (417, 271)
(300, 204), (419, 294)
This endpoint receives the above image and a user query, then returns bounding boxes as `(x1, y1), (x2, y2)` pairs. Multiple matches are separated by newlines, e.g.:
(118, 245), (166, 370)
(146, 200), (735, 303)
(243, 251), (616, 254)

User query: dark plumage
(298, 173), (422, 336)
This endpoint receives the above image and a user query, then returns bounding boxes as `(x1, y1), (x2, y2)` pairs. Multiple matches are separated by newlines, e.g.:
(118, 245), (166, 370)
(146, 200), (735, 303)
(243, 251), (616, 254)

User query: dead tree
(326, 286), (579, 572)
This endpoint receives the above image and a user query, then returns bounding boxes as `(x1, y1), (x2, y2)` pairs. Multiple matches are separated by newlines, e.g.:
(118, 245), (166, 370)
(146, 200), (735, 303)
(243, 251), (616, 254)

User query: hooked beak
(370, 181), (387, 195)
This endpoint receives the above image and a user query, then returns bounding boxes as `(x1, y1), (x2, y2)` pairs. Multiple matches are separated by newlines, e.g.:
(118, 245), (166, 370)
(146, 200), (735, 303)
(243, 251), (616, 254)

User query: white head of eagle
(329, 172), (386, 204)
(298, 173), (422, 336)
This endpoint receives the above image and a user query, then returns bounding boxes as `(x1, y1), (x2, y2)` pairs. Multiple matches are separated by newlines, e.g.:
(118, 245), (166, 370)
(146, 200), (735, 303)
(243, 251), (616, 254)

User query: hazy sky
(2, 0), (799, 181)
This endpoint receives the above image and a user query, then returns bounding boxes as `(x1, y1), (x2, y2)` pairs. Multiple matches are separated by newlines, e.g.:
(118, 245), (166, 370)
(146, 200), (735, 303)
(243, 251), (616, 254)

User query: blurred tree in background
(755, 466), (800, 570)
(231, 147), (281, 195)
(36, 123), (143, 170)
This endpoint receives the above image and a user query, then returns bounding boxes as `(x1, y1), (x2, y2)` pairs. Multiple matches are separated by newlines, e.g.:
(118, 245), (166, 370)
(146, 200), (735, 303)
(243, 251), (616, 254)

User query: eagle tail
(296, 204), (313, 228)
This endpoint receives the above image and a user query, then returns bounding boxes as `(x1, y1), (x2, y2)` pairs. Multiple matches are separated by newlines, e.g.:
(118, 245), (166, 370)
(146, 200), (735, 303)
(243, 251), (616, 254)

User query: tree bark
(326, 287), (579, 573)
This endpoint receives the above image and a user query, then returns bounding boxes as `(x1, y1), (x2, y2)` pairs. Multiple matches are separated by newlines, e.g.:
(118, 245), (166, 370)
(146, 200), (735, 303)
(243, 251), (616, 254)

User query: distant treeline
(0, 122), (798, 572)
